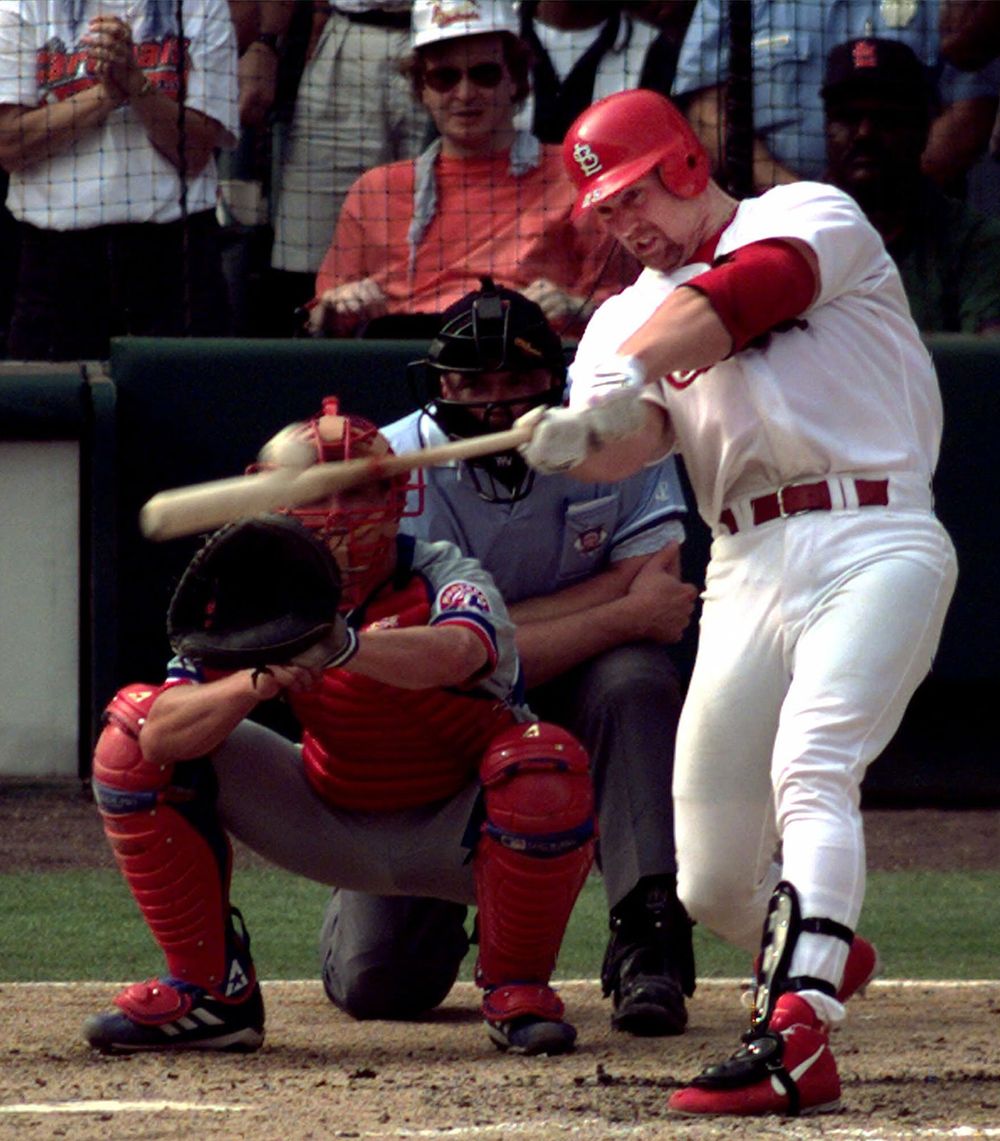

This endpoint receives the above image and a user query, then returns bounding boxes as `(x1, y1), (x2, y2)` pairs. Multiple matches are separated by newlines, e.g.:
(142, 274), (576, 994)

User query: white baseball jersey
(569, 182), (943, 532)
(0, 0), (238, 228)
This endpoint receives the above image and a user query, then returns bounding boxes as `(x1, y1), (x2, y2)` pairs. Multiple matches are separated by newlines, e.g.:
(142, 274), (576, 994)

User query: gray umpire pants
(320, 643), (684, 1019)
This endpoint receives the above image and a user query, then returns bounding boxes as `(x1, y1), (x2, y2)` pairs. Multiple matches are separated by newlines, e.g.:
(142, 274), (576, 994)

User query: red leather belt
(720, 478), (889, 535)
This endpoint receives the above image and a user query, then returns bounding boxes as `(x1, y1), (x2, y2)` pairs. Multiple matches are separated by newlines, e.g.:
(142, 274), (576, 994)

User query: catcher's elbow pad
(474, 723), (596, 991)
(92, 684), (171, 810)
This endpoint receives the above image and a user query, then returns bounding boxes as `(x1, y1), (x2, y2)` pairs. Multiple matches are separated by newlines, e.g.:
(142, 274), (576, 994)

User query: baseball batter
(519, 89), (958, 1116)
(84, 401), (595, 1058)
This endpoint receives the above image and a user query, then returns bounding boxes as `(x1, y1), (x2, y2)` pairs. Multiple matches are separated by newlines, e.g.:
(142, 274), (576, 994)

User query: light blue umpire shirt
(384, 409), (689, 604)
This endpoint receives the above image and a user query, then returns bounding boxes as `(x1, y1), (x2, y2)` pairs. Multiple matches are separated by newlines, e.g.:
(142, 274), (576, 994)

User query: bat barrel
(138, 421), (538, 541)
(139, 471), (299, 541)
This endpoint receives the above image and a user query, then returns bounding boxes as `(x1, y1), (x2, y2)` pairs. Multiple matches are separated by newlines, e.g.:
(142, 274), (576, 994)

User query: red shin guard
(92, 685), (243, 994)
(474, 723), (595, 1001)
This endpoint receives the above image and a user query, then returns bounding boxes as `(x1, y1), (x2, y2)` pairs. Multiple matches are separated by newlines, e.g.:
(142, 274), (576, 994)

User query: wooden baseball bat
(139, 422), (535, 542)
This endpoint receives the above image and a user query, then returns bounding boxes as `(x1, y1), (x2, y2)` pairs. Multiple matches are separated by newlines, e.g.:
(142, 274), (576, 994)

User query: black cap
(821, 37), (932, 108)
(426, 276), (567, 377)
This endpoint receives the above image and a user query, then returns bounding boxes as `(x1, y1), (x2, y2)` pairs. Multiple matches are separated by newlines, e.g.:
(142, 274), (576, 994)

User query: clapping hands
(83, 16), (141, 106)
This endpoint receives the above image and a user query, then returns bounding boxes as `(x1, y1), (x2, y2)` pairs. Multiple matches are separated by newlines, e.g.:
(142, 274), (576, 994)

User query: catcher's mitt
(167, 515), (354, 671)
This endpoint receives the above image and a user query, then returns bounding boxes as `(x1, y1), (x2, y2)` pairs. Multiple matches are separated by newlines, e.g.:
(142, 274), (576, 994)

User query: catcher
(84, 398), (596, 1057)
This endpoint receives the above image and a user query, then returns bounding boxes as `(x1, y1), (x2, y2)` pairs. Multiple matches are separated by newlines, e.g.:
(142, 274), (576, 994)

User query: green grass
(1, 868), (998, 983)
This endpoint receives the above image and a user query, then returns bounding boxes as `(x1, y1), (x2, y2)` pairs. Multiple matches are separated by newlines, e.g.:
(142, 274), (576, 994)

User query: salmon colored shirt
(315, 145), (637, 337)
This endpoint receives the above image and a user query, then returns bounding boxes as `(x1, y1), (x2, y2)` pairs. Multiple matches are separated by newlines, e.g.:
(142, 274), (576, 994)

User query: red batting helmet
(562, 89), (710, 217)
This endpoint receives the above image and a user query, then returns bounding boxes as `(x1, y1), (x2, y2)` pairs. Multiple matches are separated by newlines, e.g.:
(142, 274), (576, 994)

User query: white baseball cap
(411, 0), (520, 50)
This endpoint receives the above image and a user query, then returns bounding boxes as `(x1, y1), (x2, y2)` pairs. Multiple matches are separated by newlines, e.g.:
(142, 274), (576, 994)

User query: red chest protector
(292, 575), (515, 812)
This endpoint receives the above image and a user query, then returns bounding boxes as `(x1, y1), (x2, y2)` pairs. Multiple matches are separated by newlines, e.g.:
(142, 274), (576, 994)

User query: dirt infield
(1, 980), (999, 1139)
(2, 783), (998, 1138)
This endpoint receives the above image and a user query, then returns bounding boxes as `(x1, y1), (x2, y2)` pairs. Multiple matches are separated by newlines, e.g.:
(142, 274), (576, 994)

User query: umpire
(319, 278), (700, 1036)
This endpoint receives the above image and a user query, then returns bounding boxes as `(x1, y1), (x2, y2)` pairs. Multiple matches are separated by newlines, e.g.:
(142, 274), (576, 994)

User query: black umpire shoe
(601, 875), (696, 1037)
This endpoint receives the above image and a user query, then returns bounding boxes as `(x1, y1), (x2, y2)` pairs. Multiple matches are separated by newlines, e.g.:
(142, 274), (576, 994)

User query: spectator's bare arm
(923, 94), (1000, 187)
(940, 1), (1000, 72)
(86, 15), (228, 174)
(232, 1), (296, 128)
(682, 86), (799, 192)
(0, 91), (118, 173)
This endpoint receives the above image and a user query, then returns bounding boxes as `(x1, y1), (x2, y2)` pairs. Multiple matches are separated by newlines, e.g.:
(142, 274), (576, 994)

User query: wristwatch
(254, 32), (281, 53)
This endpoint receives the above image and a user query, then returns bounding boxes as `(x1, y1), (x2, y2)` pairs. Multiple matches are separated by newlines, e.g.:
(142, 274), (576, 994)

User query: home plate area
(1, 979), (998, 1140)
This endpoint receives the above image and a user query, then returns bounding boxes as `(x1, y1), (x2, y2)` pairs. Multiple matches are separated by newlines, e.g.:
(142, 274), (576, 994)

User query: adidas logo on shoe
(668, 993), (841, 1116)
(485, 1014), (577, 1056)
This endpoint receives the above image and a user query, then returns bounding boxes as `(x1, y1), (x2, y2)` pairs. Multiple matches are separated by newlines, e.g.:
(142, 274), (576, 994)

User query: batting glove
(517, 389), (649, 474)
(516, 406), (590, 473)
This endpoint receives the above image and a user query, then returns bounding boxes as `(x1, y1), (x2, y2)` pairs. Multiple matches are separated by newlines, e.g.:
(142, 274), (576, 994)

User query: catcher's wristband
(324, 625), (359, 669)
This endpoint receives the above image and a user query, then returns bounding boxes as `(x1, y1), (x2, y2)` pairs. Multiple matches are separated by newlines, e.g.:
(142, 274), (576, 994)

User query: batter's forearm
(619, 285), (732, 379)
(565, 407), (672, 483)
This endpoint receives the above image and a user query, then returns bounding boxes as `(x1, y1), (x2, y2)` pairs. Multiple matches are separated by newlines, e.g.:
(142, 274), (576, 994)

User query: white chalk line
(0, 1099), (246, 1116)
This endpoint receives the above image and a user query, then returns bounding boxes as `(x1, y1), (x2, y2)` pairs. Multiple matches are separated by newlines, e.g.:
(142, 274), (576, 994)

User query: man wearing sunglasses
(319, 278), (702, 1040)
(306, 0), (638, 340)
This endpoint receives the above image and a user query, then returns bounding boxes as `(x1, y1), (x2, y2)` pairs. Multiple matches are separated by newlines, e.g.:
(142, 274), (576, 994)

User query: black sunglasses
(423, 61), (505, 94)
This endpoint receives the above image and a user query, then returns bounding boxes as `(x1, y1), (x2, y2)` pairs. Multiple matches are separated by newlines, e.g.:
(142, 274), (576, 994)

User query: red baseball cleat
(749, 934), (879, 1004)
(668, 993), (841, 1117)
(837, 935), (879, 1002)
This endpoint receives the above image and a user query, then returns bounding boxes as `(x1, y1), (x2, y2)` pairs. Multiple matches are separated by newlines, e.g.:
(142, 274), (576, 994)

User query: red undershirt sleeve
(681, 238), (818, 352)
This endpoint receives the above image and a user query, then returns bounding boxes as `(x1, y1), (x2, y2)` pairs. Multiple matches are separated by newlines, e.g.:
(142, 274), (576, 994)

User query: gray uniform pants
(320, 643), (684, 1018)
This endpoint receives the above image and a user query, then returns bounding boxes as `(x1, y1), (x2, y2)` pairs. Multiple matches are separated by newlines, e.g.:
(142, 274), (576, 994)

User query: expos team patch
(574, 525), (607, 555)
(438, 582), (492, 614)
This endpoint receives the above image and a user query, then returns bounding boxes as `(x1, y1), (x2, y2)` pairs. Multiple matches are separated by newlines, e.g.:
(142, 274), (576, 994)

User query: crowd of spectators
(1, 0), (999, 353)
(0, 0), (238, 360)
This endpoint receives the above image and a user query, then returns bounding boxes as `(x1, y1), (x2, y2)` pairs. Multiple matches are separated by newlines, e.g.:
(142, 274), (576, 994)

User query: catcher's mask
(409, 276), (567, 502)
(257, 397), (421, 608)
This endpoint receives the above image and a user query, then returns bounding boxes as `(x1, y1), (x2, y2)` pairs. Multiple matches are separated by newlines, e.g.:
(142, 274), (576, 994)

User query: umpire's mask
(410, 276), (568, 503)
